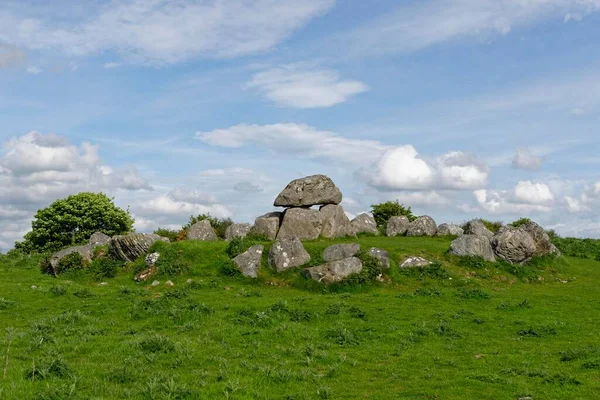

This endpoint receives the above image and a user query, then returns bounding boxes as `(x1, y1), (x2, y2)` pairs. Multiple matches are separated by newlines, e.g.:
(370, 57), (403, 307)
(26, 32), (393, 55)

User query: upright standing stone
(187, 220), (218, 241)
(233, 245), (264, 278)
(350, 214), (379, 235)
(276, 208), (323, 240)
(406, 216), (437, 237)
(386, 216), (410, 237)
(319, 205), (354, 238)
(253, 212), (282, 240)
(268, 237), (311, 272)
(225, 223), (252, 240)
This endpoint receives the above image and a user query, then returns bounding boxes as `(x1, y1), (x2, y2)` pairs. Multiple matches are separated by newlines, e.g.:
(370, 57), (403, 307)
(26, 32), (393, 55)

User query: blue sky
(1, 0), (600, 249)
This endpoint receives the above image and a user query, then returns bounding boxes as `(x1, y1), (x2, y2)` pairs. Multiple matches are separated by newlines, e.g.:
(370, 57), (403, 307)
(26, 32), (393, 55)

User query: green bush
(153, 228), (180, 242)
(371, 201), (416, 228)
(15, 192), (134, 253)
(478, 219), (503, 233)
(88, 258), (123, 280)
(510, 217), (532, 228)
(226, 237), (246, 258)
(55, 252), (85, 275)
(552, 236), (600, 260)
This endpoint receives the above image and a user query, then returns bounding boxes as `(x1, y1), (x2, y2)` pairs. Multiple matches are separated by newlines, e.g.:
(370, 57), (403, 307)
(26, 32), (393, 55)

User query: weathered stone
(449, 235), (496, 262)
(145, 252), (160, 266)
(386, 216), (410, 237)
(187, 220), (218, 241)
(134, 266), (157, 282)
(109, 233), (169, 262)
(276, 208), (323, 240)
(49, 245), (94, 275)
(491, 228), (536, 264)
(323, 243), (360, 262)
(400, 256), (432, 268)
(88, 232), (111, 247)
(253, 212), (282, 240)
(225, 223), (252, 240)
(233, 245), (264, 278)
(274, 174), (342, 207)
(268, 237), (311, 272)
(302, 257), (363, 284)
(464, 220), (494, 239)
(520, 221), (561, 257)
(165, 280), (174, 287)
(436, 223), (464, 236)
(368, 247), (391, 269)
(406, 216), (437, 237)
(151, 280), (160, 287)
(319, 205), (355, 239)
(350, 213), (379, 235)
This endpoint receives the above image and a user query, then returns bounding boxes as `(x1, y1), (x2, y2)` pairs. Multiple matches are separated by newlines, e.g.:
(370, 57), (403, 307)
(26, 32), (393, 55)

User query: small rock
(302, 257), (363, 284)
(151, 280), (160, 287)
(165, 280), (174, 287)
(323, 243), (360, 262)
(99, 282), (108, 286)
(186, 279), (193, 284)
(400, 256), (432, 268)
(368, 247), (391, 269)
(145, 252), (160, 266)
(134, 266), (157, 282)
(31, 285), (37, 290)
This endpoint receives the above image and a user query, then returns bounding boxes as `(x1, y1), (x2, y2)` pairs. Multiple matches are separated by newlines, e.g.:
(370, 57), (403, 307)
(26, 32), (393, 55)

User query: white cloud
(512, 148), (543, 170)
(565, 196), (590, 213)
(514, 181), (554, 204)
(366, 146), (435, 190)
(437, 151), (488, 189)
(138, 189), (231, 219)
(26, 66), (41, 74)
(246, 64), (368, 108)
(0, 0), (335, 64)
(473, 188), (552, 214)
(103, 62), (121, 69)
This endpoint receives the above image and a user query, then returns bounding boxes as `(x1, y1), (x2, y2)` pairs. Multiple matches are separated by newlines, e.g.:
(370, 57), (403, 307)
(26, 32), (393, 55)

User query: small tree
(371, 201), (416, 228)
(15, 192), (134, 253)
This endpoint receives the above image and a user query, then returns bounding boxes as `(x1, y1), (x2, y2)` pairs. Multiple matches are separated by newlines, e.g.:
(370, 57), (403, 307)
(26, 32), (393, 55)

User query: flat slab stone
(274, 175), (342, 207)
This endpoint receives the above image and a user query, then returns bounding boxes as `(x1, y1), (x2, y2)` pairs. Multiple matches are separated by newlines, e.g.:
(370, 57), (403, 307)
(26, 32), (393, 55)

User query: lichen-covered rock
(350, 213), (379, 235)
(491, 228), (537, 264)
(187, 220), (218, 241)
(253, 212), (282, 240)
(268, 237), (311, 272)
(302, 257), (363, 284)
(323, 243), (360, 262)
(436, 224), (464, 236)
(406, 216), (437, 237)
(519, 221), (561, 257)
(368, 247), (390, 269)
(449, 235), (496, 262)
(276, 208), (323, 240)
(464, 220), (494, 239)
(88, 232), (111, 247)
(233, 245), (264, 278)
(145, 252), (160, 266)
(109, 233), (169, 262)
(225, 223), (252, 240)
(319, 205), (354, 239)
(49, 245), (94, 275)
(386, 216), (409, 237)
(274, 174), (342, 207)
(400, 256), (432, 268)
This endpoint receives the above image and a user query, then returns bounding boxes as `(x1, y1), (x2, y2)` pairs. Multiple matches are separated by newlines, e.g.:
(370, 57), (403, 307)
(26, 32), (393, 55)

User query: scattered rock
(165, 280), (174, 287)
(186, 279), (193, 284)
(151, 280), (160, 287)
(277, 208), (323, 240)
(274, 174), (342, 207)
(99, 282), (108, 286)
(368, 247), (391, 269)
(464, 220), (494, 239)
(225, 223), (252, 240)
(386, 216), (409, 237)
(187, 220), (218, 241)
(400, 256), (432, 268)
(109, 233), (168, 262)
(491, 227), (536, 264)
(253, 212), (282, 240)
(302, 257), (363, 284)
(319, 204), (355, 238)
(406, 216), (437, 237)
(49, 245), (94, 275)
(323, 243), (360, 262)
(88, 232), (111, 247)
(233, 245), (264, 278)
(449, 235), (496, 262)
(436, 223), (464, 236)
(350, 213), (379, 235)
(31, 285), (37, 290)
(134, 266), (157, 282)
(268, 237), (311, 272)
(145, 252), (160, 266)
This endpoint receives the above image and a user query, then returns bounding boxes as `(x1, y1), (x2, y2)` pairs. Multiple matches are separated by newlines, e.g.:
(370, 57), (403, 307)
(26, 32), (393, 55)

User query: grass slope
(1, 236), (599, 400)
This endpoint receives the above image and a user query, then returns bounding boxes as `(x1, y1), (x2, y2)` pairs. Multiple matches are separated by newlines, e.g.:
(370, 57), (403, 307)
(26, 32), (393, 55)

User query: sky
(1, 0), (600, 249)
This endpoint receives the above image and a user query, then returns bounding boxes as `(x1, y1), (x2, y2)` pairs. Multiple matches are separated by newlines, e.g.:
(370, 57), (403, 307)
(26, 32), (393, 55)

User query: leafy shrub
(55, 252), (85, 274)
(510, 217), (532, 228)
(341, 253), (383, 286)
(153, 227), (179, 242)
(552, 236), (600, 260)
(226, 237), (246, 258)
(88, 258), (123, 280)
(478, 219), (503, 233)
(217, 256), (241, 277)
(458, 255), (491, 270)
(456, 287), (490, 300)
(371, 200), (416, 228)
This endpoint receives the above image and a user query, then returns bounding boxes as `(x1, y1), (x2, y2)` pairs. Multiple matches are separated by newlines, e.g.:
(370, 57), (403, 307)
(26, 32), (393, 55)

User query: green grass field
(1, 236), (599, 399)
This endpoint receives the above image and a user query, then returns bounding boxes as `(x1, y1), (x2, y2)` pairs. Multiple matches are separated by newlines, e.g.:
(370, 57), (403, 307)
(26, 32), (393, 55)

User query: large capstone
(350, 213), (379, 235)
(319, 205), (354, 239)
(109, 233), (169, 262)
(436, 224), (464, 236)
(323, 243), (360, 262)
(274, 174), (342, 207)
(464, 220), (494, 239)
(491, 228), (537, 264)
(253, 212), (282, 240)
(449, 234), (496, 262)
(233, 245), (264, 278)
(268, 237), (311, 272)
(406, 216), (437, 237)
(187, 220), (218, 241)
(386, 216), (409, 237)
(302, 257), (363, 284)
(276, 208), (323, 240)
(225, 223), (252, 240)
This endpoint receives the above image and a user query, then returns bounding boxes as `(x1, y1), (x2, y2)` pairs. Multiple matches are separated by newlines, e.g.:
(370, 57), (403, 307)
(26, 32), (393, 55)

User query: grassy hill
(1, 236), (599, 399)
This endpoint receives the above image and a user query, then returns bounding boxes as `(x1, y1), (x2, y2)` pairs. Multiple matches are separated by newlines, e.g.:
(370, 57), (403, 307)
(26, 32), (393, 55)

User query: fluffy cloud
(473, 188), (552, 214)
(514, 181), (554, 204)
(512, 148), (543, 170)
(138, 188), (230, 218)
(437, 151), (489, 189)
(0, 0), (335, 64)
(246, 64), (368, 108)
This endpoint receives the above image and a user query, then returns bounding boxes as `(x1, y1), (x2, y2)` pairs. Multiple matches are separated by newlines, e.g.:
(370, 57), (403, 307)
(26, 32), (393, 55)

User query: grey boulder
(268, 237), (311, 272)
(491, 228), (536, 264)
(519, 221), (560, 257)
(88, 232), (111, 247)
(323, 243), (360, 262)
(350, 213), (379, 235)
(406, 216), (437, 237)
(49, 245), (94, 275)
(436, 224), (464, 236)
(386, 216), (409, 237)
(274, 174), (342, 207)
(109, 233), (169, 262)
(233, 245), (264, 278)
(400, 256), (432, 269)
(449, 234), (496, 262)
(368, 247), (391, 269)
(253, 212), (282, 240)
(464, 220), (494, 239)
(319, 205), (355, 239)
(187, 220), (218, 241)
(302, 257), (363, 284)
(276, 208), (323, 240)
(225, 223), (252, 240)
